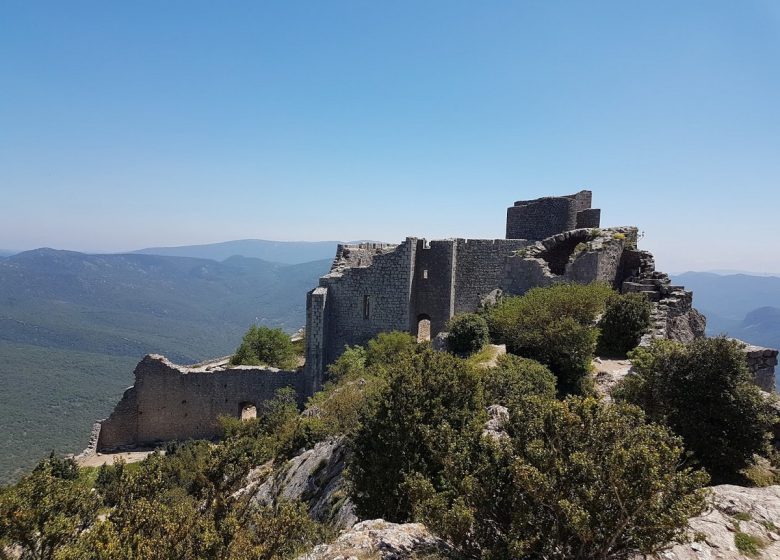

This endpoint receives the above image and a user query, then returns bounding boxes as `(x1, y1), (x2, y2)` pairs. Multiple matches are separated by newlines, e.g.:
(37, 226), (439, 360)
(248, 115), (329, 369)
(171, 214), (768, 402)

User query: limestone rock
(646, 485), (780, 559)
(666, 308), (707, 344)
(483, 404), (509, 441)
(298, 519), (449, 560)
(252, 438), (357, 529)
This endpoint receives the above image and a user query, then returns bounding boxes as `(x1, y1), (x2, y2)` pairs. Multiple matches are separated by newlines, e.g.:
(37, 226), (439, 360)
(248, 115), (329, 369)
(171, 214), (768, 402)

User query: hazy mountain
(672, 271), (780, 351)
(0, 249), (331, 482)
(134, 239), (342, 264)
(0, 250), (16, 258)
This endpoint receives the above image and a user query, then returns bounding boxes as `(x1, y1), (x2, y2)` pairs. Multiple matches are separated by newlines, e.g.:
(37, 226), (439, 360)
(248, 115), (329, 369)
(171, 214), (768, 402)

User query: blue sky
(1, 1), (778, 272)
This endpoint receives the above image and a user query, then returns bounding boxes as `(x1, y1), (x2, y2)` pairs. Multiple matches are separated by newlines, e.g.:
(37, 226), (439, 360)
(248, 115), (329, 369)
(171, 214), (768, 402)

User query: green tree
(408, 396), (709, 560)
(447, 313), (490, 356)
(0, 456), (99, 560)
(348, 346), (485, 522)
(482, 354), (556, 409)
(485, 283), (613, 395)
(614, 337), (774, 483)
(230, 326), (297, 369)
(597, 293), (652, 357)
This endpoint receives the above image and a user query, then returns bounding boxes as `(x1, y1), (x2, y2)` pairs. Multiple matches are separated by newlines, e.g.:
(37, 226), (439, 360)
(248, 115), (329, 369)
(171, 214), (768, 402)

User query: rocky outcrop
(251, 438), (357, 529)
(647, 485), (780, 559)
(298, 519), (449, 560)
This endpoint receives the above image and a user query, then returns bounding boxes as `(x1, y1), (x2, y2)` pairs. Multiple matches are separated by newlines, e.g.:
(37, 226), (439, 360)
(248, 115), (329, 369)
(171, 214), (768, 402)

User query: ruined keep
(304, 190), (707, 385)
(92, 190), (777, 452)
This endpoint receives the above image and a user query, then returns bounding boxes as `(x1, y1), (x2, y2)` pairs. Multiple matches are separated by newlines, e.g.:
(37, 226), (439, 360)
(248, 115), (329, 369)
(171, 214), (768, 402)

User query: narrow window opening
(423, 269), (428, 279)
(363, 295), (370, 320)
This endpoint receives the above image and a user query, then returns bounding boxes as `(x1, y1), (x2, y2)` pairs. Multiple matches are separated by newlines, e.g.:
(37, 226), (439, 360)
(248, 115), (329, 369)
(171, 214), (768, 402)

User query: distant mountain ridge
(133, 239), (343, 264)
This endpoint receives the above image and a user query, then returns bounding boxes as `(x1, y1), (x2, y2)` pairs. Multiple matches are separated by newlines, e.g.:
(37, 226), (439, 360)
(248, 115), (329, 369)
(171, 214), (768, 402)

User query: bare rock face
(646, 485), (780, 559)
(666, 308), (707, 344)
(298, 519), (449, 560)
(251, 438), (357, 529)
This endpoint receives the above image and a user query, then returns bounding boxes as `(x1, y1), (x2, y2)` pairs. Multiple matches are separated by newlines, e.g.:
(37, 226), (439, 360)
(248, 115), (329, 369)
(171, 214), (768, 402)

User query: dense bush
(597, 293), (653, 356)
(0, 456), (99, 558)
(447, 313), (490, 355)
(230, 326), (297, 369)
(365, 331), (418, 366)
(614, 337), (774, 483)
(481, 354), (556, 409)
(408, 396), (709, 560)
(484, 283), (613, 395)
(348, 346), (485, 522)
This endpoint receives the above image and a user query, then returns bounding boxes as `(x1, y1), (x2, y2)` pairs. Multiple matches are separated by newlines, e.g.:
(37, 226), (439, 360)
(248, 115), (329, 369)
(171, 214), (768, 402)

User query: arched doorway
(239, 402), (257, 421)
(417, 314), (431, 343)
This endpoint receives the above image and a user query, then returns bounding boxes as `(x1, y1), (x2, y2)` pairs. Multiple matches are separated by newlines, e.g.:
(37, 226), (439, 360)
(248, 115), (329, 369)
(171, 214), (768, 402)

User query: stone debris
(483, 404), (510, 441)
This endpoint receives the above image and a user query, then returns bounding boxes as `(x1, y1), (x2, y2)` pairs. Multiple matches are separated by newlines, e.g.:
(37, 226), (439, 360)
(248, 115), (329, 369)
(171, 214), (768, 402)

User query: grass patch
(733, 511), (753, 522)
(734, 532), (764, 557)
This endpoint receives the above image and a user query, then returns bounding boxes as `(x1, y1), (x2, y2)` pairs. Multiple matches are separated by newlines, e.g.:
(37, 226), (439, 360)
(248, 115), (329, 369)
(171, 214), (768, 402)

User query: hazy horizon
(2, 1), (779, 274)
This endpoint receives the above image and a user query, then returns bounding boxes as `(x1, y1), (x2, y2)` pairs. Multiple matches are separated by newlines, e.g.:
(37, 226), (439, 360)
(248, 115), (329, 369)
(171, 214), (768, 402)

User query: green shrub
(408, 396), (709, 560)
(366, 331), (418, 366)
(348, 346), (485, 522)
(614, 337), (774, 483)
(485, 283), (613, 395)
(597, 292), (653, 356)
(482, 354), (556, 409)
(230, 325), (298, 369)
(446, 313), (490, 356)
(327, 345), (367, 382)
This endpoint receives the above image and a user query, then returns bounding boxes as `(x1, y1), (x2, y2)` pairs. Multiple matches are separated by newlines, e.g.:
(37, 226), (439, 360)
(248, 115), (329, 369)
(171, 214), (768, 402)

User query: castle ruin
(93, 190), (777, 452)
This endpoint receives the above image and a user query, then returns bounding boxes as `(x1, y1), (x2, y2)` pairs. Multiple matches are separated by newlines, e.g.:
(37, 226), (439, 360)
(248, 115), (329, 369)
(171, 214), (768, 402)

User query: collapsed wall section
(96, 355), (309, 451)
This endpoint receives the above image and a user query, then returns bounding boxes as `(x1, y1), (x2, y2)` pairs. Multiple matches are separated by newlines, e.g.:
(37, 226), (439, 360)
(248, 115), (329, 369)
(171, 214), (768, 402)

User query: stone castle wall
(96, 355), (311, 451)
(316, 239), (417, 369)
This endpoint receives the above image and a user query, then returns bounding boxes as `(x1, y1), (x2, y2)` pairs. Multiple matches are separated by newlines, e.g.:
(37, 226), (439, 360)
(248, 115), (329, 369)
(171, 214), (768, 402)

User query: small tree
(408, 396), (709, 560)
(614, 337), (774, 483)
(348, 346), (485, 522)
(597, 293), (652, 357)
(484, 283), (612, 395)
(447, 313), (490, 356)
(230, 326), (297, 369)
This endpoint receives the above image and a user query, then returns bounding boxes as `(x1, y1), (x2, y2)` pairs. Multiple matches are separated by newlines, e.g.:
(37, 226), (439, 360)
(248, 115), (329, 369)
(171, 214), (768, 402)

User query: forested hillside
(0, 250), (331, 482)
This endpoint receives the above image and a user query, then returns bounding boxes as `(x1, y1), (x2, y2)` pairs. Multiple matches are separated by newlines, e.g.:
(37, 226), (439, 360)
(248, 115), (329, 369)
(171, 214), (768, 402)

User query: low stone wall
(97, 354), (312, 451)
